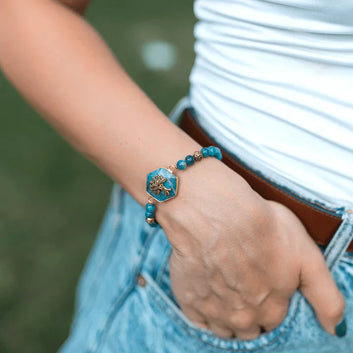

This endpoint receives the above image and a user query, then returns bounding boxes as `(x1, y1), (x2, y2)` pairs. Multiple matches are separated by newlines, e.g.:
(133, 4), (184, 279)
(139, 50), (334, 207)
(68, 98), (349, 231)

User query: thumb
(299, 243), (346, 337)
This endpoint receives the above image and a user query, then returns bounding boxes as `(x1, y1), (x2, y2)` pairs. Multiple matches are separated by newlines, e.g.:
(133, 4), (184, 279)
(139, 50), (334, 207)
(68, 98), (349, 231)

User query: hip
(58, 97), (353, 353)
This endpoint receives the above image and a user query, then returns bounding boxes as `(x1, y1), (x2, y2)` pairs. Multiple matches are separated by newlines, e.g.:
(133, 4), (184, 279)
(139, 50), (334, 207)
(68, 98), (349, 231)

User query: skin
(0, 0), (345, 340)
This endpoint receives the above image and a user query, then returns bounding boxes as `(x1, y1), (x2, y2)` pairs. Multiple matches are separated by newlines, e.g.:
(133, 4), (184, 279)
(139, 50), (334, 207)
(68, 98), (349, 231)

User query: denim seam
(156, 246), (172, 286)
(94, 226), (159, 353)
(146, 273), (302, 352)
(94, 283), (136, 353)
(342, 253), (353, 264)
(76, 187), (126, 316)
(325, 219), (348, 260)
(328, 222), (353, 271)
(324, 218), (350, 270)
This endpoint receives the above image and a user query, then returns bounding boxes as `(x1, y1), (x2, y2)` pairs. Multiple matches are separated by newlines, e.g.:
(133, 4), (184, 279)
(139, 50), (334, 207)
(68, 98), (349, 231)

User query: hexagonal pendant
(146, 167), (179, 202)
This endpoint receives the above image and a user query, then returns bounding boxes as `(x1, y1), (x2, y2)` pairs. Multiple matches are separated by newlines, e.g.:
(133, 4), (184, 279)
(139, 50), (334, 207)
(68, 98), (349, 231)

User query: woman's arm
(0, 0), (344, 339)
(0, 0), (201, 206)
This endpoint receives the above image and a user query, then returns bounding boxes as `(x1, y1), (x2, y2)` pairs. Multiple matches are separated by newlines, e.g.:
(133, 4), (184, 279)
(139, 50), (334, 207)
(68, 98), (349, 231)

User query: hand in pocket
(158, 159), (345, 340)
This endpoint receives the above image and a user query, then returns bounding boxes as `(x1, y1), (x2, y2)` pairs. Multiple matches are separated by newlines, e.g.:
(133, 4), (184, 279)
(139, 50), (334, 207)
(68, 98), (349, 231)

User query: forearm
(0, 0), (201, 206)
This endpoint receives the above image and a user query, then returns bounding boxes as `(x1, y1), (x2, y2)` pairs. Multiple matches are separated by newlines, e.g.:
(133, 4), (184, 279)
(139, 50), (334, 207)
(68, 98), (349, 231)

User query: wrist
(156, 159), (272, 249)
(144, 146), (223, 227)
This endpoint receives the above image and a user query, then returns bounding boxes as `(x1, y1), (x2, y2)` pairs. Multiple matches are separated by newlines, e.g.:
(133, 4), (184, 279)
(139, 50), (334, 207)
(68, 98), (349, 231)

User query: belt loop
(324, 211), (353, 272)
(168, 96), (191, 125)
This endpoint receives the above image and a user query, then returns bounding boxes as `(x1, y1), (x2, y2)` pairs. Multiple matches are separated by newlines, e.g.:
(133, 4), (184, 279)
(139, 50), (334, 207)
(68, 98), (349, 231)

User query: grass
(0, 1), (195, 352)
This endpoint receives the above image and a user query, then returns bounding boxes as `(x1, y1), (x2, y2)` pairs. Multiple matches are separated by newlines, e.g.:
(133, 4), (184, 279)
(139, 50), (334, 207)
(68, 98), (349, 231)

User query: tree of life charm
(146, 168), (178, 202)
(149, 175), (172, 196)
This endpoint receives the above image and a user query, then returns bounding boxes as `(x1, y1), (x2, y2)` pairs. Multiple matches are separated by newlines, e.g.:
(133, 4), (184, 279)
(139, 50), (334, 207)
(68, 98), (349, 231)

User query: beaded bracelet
(145, 146), (223, 227)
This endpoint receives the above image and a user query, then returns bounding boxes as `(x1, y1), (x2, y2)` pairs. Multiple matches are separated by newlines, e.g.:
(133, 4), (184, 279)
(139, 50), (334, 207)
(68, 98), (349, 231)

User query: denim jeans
(59, 97), (353, 353)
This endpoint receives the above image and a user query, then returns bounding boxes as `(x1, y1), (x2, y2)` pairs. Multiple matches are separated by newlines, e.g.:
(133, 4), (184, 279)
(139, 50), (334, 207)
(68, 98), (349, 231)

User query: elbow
(0, 0), (91, 16)
(59, 0), (91, 15)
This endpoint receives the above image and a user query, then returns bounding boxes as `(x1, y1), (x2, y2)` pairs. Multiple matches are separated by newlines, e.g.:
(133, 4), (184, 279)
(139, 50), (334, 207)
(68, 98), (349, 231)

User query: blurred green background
(0, 1), (195, 352)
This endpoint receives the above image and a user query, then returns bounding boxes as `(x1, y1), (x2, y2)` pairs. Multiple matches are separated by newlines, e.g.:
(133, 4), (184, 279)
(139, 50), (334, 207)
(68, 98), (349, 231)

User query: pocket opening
(141, 271), (302, 352)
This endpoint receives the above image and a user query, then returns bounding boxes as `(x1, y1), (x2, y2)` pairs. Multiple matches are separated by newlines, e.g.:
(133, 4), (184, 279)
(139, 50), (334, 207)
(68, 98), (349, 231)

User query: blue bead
(145, 210), (155, 218)
(208, 146), (216, 157)
(201, 147), (209, 157)
(176, 160), (187, 170)
(215, 147), (223, 160)
(145, 203), (156, 213)
(185, 155), (195, 166)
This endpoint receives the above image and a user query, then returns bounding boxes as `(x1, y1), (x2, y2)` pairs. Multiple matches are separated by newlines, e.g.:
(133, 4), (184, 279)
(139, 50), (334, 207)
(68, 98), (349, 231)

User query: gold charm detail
(193, 151), (203, 161)
(146, 217), (156, 224)
(149, 175), (172, 196)
(167, 165), (176, 174)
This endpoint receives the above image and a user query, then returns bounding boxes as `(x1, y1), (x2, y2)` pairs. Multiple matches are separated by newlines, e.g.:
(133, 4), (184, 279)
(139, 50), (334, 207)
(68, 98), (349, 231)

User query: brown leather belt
(178, 107), (353, 252)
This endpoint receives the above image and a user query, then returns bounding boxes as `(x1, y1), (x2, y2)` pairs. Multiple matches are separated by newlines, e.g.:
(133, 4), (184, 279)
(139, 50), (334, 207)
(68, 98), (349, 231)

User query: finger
(299, 243), (345, 336)
(182, 306), (208, 330)
(258, 297), (289, 332)
(208, 322), (234, 338)
(233, 325), (261, 340)
(227, 310), (260, 340)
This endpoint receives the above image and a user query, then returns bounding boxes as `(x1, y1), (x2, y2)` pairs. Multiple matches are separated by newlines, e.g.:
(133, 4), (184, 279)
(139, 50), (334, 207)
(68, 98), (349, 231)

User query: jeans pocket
(141, 236), (303, 352)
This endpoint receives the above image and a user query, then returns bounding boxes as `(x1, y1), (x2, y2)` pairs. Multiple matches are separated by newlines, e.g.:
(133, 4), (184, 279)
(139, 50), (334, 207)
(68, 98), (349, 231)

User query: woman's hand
(158, 158), (345, 340)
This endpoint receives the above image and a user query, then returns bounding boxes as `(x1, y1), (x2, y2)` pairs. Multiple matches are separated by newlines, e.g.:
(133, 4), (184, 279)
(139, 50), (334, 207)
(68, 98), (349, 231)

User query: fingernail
(335, 317), (347, 338)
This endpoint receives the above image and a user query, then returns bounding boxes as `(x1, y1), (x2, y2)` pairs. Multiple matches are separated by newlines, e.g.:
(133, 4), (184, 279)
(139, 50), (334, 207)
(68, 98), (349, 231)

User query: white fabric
(189, 0), (353, 209)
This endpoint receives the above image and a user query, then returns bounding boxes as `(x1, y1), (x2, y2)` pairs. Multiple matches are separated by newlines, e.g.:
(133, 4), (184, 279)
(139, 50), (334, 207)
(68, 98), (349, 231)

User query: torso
(189, 0), (353, 207)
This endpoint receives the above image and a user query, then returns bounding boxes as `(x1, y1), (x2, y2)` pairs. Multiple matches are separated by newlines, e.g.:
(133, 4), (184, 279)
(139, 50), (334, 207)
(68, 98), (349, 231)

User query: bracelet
(145, 146), (223, 227)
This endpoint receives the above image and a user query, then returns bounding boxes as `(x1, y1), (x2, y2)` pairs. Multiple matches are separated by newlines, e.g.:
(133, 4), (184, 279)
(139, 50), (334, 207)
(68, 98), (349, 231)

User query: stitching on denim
(146, 274), (302, 352)
(95, 283), (136, 353)
(156, 246), (172, 286)
(324, 218), (349, 261)
(328, 223), (353, 271)
(330, 225), (353, 270)
(324, 218), (350, 269)
(95, 224), (159, 353)
(77, 186), (126, 316)
(149, 281), (301, 352)
(342, 252), (353, 265)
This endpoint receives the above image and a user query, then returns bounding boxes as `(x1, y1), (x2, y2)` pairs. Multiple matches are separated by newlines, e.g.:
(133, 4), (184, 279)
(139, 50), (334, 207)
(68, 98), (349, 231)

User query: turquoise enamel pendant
(146, 167), (179, 202)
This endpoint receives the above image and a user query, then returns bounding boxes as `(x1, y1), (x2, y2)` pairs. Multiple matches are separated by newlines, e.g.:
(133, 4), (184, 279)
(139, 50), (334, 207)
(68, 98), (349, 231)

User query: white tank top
(189, 0), (353, 208)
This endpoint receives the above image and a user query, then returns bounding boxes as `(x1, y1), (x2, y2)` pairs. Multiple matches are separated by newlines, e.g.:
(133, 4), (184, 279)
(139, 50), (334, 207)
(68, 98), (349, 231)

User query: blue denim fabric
(59, 97), (353, 353)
